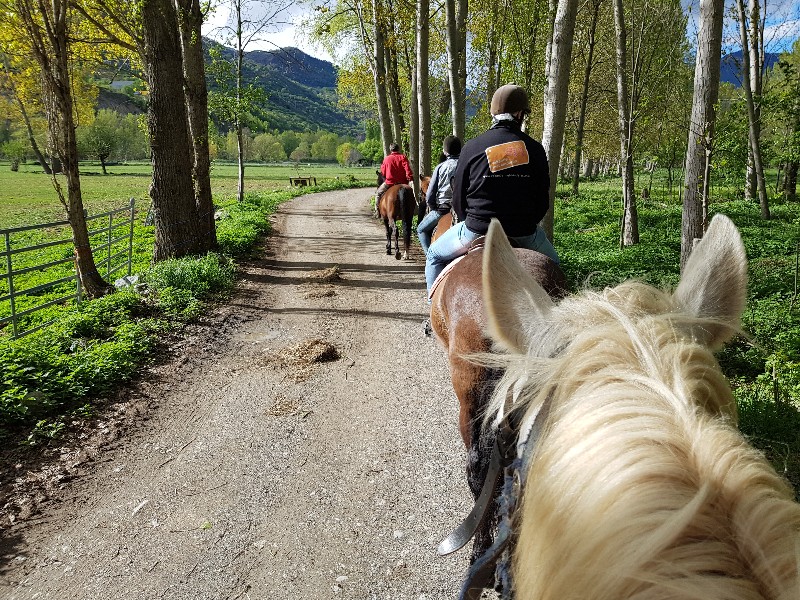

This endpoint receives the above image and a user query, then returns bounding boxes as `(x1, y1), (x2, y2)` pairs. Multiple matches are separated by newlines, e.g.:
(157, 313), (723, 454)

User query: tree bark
(736, 0), (770, 218)
(744, 0), (763, 200)
(235, 2), (246, 203)
(613, 0), (638, 245)
(141, 0), (203, 260)
(416, 0), (431, 176)
(371, 2), (393, 153)
(572, 0), (601, 196)
(385, 42), (405, 147)
(681, 0), (724, 269)
(176, 0), (217, 251)
(445, 0), (467, 139)
(15, 0), (110, 297)
(541, 0), (579, 240)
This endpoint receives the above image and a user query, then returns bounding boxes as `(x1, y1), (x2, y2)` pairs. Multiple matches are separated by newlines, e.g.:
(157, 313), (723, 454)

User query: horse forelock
(482, 280), (800, 600)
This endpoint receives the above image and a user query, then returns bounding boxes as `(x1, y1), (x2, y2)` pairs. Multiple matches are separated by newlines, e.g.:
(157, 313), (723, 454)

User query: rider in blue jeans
(424, 84), (559, 299)
(417, 135), (461, 256)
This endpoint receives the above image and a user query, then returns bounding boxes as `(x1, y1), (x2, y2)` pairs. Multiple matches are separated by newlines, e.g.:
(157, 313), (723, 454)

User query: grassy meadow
(0, 160), (377, 227)
(1, 160), (800, 493)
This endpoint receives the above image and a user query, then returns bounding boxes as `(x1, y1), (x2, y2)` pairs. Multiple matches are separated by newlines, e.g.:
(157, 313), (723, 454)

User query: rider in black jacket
(424, 84), (559, 300)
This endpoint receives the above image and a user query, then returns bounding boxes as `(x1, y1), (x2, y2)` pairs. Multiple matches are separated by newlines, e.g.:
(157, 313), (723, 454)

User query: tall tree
(744, 0), (764, 200)
(216, 0), (292, 202)
(416, 0), (431, 176)
(541, 0), (579, 240)
(10, 0), (111, 297)
(140, 0), (203, 260)
(612, 0), (638, 245)
(445, 0), (467, 139)
(0, 54), (51, 173)
(681, 0), (724, 269)
(175, 0), (217, 251)
(736, 0), (769, 218)
(572, 0), (603, 195)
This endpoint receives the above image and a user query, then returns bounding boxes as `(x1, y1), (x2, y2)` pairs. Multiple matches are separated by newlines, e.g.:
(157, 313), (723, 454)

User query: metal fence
(1, 198), (136, 339)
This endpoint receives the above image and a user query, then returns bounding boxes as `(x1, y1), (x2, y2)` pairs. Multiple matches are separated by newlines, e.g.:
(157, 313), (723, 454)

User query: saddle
(427, 235), (520, 301)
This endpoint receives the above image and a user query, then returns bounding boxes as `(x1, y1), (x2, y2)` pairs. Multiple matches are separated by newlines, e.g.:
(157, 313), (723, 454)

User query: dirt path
(0, 189), (475, 599)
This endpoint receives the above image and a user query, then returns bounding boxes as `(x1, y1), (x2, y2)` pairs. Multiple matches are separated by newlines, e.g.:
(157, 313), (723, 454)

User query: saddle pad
(427, 241), (485, 301)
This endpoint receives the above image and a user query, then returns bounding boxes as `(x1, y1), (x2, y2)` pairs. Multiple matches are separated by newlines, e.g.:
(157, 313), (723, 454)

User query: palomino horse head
(477, 215), (800, 599)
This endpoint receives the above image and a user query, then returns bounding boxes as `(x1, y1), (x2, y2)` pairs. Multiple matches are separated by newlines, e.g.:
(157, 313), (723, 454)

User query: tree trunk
(15, 0), (110, 297)
(141, 0), (203, 261)
(5, 75), (52, 174)
(409, 61), (420, 196)
(785, 161), (798, 199)
(176, 0), (217, 251)
(372, 3), (393, 154)
(385, 44), (405, 148)
(541, 0), (580, 240)
(681, 0), (724, 269)
(445, 0), (467, 139)
(736, 0), (770, 219)
(235, 4), (246, 203)
(572, 0), (601, 196)
(613, 0), (638, 246)
(745, 0), (763, 201)
(416, 0), (431, 176)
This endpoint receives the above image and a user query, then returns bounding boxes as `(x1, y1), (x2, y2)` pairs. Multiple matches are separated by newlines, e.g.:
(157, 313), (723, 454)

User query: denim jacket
(426, 156), (459, 213)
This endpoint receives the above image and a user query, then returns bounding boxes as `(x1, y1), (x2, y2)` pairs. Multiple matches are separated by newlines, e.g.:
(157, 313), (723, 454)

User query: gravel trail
(0, 189), (475, 600)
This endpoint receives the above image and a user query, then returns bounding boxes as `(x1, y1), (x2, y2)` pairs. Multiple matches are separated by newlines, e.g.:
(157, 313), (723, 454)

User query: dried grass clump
(306, 265), (341, 282)
(268, 339), (340, 382)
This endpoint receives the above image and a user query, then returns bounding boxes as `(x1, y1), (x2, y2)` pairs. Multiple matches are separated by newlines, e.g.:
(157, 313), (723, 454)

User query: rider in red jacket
(375, 143), (413, 215)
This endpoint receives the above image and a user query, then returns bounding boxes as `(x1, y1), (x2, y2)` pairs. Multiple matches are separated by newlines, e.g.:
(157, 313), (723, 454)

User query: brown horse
(431, 211), (454, 245)
(429, 242), (567, 563)
(377, 177), (430, 260)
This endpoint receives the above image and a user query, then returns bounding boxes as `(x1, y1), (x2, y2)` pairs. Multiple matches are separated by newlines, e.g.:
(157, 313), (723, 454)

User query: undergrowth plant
(0, 180), (372, 443)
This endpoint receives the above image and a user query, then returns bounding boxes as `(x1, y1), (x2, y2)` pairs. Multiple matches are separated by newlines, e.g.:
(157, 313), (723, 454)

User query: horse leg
(402, 216), (412, 260)
(393, 221), (401, 260)
(383, 218), (393, 255)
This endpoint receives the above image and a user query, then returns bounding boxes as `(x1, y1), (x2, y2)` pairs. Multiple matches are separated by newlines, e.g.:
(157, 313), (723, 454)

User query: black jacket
(451, 120), (550, 237)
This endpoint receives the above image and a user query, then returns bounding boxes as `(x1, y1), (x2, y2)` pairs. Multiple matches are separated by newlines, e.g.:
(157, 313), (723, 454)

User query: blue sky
(202, 0), (800, 64)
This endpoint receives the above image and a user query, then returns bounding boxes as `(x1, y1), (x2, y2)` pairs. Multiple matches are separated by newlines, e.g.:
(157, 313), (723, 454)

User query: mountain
(720, 50), (781, 86)
(204, 40), (362, 136)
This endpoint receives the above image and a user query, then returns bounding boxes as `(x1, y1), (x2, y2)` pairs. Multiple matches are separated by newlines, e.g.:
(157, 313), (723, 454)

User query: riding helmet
(443, 135), (461, 156)
(490, 84), (530, 116)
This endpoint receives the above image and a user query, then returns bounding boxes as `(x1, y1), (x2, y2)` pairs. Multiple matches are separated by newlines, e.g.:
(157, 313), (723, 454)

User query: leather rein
(438, 391), (554, 599)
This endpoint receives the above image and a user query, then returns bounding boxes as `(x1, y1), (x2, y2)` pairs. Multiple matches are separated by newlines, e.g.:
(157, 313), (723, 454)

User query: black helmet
(443, 135), (461, 156)
(490, 84), (530, 116)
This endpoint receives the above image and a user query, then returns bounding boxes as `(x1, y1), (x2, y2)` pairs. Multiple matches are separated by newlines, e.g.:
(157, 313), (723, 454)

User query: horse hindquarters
(400, 187), (415, 260)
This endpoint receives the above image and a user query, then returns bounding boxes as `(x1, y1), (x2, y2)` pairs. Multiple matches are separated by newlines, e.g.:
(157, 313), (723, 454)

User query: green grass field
(0, 160), (377, 227)
(1, 161), (799, 488)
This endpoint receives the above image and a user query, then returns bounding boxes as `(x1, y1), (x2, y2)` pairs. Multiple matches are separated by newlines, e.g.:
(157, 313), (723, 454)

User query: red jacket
(380, 151), (413, 186)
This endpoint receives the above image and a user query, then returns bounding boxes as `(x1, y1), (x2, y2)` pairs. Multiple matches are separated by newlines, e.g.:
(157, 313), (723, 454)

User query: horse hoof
(395, 252), (401, 260)
(386, 249), (393, 255)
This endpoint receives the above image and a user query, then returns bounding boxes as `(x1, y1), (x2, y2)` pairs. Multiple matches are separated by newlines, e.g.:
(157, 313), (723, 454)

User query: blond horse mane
(479, 216), (800, 600)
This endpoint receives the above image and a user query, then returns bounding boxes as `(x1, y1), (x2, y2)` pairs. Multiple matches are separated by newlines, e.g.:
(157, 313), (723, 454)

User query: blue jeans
(417, 211), (444, 256)
(424, 222), (560, 296)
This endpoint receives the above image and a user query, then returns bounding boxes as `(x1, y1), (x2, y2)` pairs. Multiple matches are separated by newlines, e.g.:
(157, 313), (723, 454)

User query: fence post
(5, 231), (17, 338)
(128, 198), (135, 277)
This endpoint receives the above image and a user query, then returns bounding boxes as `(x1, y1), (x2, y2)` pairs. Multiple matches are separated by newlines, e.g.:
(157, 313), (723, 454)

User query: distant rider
(417, 135), (461, 256)
(375, 143), (413, 216)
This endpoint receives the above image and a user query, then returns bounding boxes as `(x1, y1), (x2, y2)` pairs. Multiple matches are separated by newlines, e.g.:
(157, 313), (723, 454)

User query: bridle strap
(438, 394), (519, 557)
(457, 392), (554, 600)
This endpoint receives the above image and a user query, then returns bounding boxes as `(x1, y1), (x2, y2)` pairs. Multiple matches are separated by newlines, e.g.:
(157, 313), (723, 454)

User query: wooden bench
(289, 177), (317, 187)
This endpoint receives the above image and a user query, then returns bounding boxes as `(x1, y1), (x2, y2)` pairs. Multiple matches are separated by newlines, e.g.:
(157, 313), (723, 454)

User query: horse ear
(673, 214), (748, 349)
(483, 219), (554, 353)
